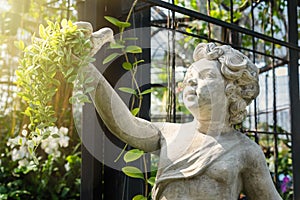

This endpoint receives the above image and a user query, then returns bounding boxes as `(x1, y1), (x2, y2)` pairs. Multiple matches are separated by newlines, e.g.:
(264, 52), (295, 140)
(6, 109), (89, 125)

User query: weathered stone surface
(83, 23), (282, 200)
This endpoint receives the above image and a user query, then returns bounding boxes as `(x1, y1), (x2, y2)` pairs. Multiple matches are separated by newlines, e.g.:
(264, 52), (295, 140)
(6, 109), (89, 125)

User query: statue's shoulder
(233, 131), (266, 160)
(153, 121), (182, 131)
(152, 122), (184, 139)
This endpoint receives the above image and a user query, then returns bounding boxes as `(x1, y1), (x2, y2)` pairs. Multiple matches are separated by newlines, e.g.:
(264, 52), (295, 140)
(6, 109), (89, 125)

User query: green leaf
(48, 117), (57, 123)
(14, 40), (25, 50)
(104, 16), (131, 28)
(133, 59), (144, 66)
(103, 53), (121, 64)
(122, 62), (132, 70)
(27, 146), (33, 155)
(84, 77), (94, 84)
(124, 149), (144, 163)
(125, 45), (142, 54)
(78, 94), (91, 103)
(85, 86), (95, 93)
(67, 74), (77, 83)
(130, 108), (140, 116)
(24, 109), (31, 117)
(51, 78), (60, 87)
(104, 16), (122, 27)
(36, 123), (46, 129)
(69, 96), (76, 104)
(110, 42), (125, 49)
(51, 133), (60, 138)
(42, 130), (51, 139)
(124, 37), (138, 41)
(122, 166), (144, 179)
(32, 153), (39, 165)
(61, 187), (70, 198)
(140, 88), (154, 95)
(119, 87), (136, 95)
(61, 19), (68, 28)
(39, 24), (47, 39)
(132, 195), (147, 200)
(117, 21), (131, 28)
(67, 20), (73, 27)
(147, 177), (156, 186)
(18, 137), (23, 145)
(65, 67), (74, 77)
(47, 20), (55, 29)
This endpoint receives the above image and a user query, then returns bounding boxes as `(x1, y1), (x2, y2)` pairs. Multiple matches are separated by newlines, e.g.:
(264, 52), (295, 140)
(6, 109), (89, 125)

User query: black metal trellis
(141, 0), (300, 51)
(79, 0), (300, 199)
(142, 0), (299, 198)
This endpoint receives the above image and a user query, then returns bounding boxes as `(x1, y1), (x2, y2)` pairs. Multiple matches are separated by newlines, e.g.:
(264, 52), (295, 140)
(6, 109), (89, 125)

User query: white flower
(18, 158), (29, 167)
(59, 136), (70, 148)
(59, 127), (68, 135)
(7, 136), (21, 148)
(41, 138), (59, 153)
(32, 135), (42, 145)
(38, 126), (70, 158)
(48, 126), (58, 134)
(21, 129), (28, 137)
(11, 147), (27, 161)
(64, 162), (70, 171)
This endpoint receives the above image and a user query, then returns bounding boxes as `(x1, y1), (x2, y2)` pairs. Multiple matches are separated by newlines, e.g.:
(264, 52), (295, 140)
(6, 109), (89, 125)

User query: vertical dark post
(78, 0), (151, 199)
(287, 1), (300, 200)
(80, 104), (103, 200)
(77, 1), (103, 199)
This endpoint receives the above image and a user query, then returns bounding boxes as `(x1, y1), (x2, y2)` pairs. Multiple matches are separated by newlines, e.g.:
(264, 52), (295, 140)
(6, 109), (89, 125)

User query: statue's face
(183, 59), (228, 122)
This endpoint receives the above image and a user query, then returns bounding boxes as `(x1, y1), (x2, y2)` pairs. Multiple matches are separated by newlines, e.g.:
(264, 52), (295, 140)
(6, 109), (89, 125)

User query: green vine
(102, 1), (155, 199)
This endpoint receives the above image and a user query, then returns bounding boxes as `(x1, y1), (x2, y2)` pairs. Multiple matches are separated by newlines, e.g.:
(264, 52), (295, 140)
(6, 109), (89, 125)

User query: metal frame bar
(141, 0), (300, 52)
(288, 1), (300, 199)
(151, 24), (288, 62)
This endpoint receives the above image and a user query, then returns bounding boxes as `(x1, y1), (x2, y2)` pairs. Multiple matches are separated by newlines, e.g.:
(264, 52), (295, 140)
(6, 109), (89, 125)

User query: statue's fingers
(74, 21), (93, 37)
(90, 27), (114, 56)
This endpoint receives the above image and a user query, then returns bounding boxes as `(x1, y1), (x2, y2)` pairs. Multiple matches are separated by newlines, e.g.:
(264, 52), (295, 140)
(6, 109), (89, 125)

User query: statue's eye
(205, 71), (217, 79)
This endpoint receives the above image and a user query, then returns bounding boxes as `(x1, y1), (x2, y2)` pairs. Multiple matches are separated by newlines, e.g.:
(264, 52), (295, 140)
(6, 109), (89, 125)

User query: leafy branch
(15, 19), (95, 161)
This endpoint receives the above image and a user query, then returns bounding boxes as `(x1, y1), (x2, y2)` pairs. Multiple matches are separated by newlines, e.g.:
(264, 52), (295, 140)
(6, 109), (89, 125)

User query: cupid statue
(80, 22), (282, 200)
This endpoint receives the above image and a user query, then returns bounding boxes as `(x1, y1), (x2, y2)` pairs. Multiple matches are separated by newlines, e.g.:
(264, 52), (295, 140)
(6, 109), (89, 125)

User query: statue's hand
(75, 22), (114, 56)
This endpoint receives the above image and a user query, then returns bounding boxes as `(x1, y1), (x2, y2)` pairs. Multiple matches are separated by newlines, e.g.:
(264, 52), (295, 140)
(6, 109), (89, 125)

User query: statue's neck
(193, 119), (233, 136)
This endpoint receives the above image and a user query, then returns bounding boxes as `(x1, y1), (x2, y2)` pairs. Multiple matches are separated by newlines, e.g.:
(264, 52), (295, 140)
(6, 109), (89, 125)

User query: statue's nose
(187, 78), (198, 87)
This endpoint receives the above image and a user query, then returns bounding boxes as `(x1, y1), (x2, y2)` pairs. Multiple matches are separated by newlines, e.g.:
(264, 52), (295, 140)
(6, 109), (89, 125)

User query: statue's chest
(159, 155), (243, 200)
(159, 132), (244, 183)
(205, 153), (242, 184)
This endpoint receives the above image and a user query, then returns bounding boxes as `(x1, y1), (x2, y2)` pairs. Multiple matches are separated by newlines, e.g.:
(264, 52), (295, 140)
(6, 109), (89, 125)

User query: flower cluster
(7, 131), (32, 167)
(7, 126), (70, 168)
(40, 126), (70, 157)
(279, 174), (292, 193)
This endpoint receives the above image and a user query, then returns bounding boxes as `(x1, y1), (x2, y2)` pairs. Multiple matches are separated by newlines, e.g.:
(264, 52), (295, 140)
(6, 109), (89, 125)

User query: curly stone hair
(190, 43), (259, 125)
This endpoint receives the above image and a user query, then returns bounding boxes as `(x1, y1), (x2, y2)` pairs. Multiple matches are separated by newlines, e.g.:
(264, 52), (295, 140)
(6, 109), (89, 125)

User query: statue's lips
(184, 90), (197, 96)
(184, 90), (197, 101)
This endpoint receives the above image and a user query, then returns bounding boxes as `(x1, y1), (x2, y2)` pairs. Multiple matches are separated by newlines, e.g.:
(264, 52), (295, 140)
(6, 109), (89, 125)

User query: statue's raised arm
(77, 22), (161, 152)
(91, 66), (161, 152)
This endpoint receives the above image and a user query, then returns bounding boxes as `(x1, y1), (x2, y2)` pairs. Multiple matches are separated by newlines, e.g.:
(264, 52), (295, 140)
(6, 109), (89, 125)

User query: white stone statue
(79, 23), (282, 200)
